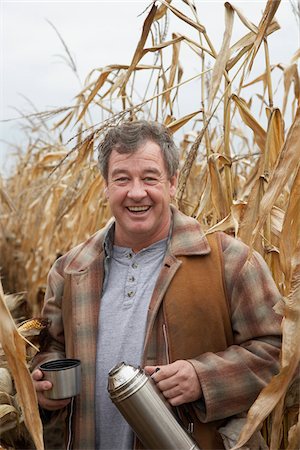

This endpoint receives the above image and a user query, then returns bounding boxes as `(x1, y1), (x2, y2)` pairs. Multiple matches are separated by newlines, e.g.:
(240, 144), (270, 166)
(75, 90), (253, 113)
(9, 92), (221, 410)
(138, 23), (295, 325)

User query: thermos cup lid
(40, 358), (81, 400)
(40, 358), (81, 371)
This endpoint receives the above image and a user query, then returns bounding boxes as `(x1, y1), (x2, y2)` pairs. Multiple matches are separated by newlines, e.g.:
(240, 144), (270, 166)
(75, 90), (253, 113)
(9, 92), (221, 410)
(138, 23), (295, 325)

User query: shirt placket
(124, 251), (140, 307)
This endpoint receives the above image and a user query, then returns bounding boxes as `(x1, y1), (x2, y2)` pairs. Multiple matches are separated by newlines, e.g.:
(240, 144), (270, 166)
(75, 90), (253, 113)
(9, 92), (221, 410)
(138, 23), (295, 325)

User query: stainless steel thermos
(107, 362), (201, 450)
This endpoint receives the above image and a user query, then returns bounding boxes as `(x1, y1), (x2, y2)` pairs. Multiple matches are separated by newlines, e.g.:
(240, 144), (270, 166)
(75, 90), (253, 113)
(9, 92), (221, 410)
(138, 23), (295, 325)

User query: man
(32, 120), (282, 450)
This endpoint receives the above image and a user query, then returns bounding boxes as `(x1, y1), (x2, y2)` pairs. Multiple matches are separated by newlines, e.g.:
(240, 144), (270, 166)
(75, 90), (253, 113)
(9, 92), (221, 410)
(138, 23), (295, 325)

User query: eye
(143, 177), (158, 185)
(113, 177), (130, 185)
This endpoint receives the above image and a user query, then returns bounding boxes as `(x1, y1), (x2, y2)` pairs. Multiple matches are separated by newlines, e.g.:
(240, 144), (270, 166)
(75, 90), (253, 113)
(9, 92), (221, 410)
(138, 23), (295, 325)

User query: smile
(127, 206), (151, 213)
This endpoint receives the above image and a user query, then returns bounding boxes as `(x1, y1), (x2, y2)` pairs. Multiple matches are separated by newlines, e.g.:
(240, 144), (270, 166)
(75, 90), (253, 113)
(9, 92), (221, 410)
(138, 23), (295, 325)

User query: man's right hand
(32, 368), (71, 411)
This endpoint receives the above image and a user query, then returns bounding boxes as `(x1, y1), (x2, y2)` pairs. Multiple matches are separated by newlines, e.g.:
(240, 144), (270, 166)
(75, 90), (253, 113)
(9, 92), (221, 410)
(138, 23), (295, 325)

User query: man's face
(105, 140), (177, 251)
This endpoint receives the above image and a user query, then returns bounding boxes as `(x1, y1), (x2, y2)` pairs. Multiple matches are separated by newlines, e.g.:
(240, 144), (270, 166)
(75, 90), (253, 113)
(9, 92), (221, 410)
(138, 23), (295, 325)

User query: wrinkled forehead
(108, 141), (167, 174)
(111, 137), (156, 153)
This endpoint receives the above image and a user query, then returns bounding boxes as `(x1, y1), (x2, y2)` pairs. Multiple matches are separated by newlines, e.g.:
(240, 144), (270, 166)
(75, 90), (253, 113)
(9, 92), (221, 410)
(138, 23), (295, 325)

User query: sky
(1, 0), (299, 175)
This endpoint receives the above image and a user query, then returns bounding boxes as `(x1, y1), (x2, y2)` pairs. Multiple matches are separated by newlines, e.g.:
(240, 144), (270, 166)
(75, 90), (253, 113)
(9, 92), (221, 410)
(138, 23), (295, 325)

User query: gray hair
(97, 120), (180, 180)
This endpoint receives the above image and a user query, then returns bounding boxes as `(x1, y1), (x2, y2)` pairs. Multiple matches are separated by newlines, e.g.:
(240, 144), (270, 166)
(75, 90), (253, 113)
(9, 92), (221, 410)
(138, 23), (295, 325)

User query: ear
(169, 171), (178, 198)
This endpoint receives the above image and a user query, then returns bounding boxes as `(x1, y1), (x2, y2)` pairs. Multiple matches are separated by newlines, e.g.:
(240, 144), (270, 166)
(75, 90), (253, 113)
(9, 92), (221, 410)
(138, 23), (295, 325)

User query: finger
(152, 366), (178, 384)
(144, 366), (160, 377)
(32, 368), (44, 381)
(32, 369), (52, 392)
(161, 385), (182, 400)
(34, 379), (53, 392)
(167, 394), (186, 407)
(154, 377), (179, 392)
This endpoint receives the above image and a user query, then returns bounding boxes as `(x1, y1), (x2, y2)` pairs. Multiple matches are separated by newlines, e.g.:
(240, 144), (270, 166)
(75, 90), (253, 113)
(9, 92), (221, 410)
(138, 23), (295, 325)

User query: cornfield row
(0, 1), (299, 449)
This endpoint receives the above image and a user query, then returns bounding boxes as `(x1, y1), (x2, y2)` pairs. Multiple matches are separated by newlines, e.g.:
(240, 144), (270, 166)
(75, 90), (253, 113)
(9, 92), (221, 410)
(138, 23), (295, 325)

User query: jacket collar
(168, 204), (211, 256)
(64, 217), (114, 274)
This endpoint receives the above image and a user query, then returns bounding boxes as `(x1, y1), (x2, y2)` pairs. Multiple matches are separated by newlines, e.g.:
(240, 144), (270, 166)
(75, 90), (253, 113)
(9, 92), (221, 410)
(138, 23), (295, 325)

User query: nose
(127, 179), (147, 200)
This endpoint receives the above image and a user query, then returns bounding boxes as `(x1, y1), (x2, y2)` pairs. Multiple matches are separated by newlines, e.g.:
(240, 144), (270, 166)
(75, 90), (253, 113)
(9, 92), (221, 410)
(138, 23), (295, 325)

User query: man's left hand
(144, 360), (202, 407)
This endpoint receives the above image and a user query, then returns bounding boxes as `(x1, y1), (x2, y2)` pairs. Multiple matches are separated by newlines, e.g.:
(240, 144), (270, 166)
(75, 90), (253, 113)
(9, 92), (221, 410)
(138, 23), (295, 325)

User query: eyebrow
(110, 167), (161, 178)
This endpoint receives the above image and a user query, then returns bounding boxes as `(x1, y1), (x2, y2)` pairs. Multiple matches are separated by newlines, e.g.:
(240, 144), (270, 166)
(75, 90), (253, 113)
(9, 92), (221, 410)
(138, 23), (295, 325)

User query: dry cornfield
(0, 1), (299, 449)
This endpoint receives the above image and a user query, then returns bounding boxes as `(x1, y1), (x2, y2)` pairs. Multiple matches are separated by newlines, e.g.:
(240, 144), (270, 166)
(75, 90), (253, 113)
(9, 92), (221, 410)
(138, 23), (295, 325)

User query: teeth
(127, 206), (150, 212)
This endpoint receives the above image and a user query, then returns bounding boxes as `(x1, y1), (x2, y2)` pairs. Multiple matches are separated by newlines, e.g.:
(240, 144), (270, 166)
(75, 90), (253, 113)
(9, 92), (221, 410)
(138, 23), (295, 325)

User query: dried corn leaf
(195, 168), (211, 220)
(208, 154), (230, 220)
(240, 173), (266, 241)
(166, 110), (202, 133)
(279, 166), (300, 292)
(227, 19), (280, 72)
(76, 69), (111, 123)
(225, 2), (257, 33)
(154, 0), (172, 21)
(247, 0), (281, 73)
(265, 107), (284, 170)
(232, 94), (266, 152)
(270, 396), (286, 450)
(159, 0), (206, 33)
(230, 19), (279, 55)
(78, 64), (132, 96)
(231, 366), (297, 450)
(251, 107), (300, 247)
(283, 63), (300, 116)
(53, 110), (74, 131)
(270, 260), (300, 450)
(206, 202), (246, 237)
(208, 3), (234, 111)
(175, 33), (214, 58)
(0, 282), (44, 450)
(120, 3), (158, 96)
(291, 48), (300, 64)
(279, 265), (300, 369)
(37, 151), (68, 166)
(242, 70), (269, 89)
(143, 35), (185, 58)
(164, 33), (182, 107)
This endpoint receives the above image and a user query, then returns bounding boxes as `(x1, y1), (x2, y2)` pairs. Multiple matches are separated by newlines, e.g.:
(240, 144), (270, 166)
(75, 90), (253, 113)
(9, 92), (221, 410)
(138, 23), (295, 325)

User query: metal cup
(40, 358), (81, 400)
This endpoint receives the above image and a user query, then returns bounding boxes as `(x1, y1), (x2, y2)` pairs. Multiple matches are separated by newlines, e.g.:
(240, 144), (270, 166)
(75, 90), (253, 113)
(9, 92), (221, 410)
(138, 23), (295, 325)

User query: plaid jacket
(33, 206), (282, 449)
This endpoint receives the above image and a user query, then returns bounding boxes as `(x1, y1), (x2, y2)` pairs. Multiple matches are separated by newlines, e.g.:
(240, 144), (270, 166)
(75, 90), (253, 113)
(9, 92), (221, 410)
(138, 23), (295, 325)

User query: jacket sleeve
(31, 257), (67, 370)
(189, 234), (282, 423)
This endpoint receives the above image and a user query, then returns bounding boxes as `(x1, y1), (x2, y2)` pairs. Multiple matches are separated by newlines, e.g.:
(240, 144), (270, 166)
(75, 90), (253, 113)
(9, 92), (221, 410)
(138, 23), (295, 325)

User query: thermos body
(108, 362), (200, 450)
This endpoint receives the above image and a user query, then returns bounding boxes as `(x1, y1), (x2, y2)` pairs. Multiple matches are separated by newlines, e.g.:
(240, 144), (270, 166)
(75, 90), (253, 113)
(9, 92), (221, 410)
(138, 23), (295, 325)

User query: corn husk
(0, 370), (13, 396)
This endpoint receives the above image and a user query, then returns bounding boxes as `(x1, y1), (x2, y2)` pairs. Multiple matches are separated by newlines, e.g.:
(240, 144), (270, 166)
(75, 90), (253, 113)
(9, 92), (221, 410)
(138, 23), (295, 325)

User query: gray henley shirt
(95, 237), (168, 450)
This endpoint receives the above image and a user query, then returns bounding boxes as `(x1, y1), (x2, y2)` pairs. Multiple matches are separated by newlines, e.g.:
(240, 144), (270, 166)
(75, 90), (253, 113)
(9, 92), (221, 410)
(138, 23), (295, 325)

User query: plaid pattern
(33, 206), (282, 449)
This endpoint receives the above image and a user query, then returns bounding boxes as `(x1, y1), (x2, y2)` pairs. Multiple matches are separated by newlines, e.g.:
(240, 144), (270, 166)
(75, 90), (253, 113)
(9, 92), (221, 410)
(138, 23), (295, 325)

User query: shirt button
(127, 291), (135, 298)
(132, 263), (138, 269)
(126, 253), (133, 259)
(129, 276), (135, 282)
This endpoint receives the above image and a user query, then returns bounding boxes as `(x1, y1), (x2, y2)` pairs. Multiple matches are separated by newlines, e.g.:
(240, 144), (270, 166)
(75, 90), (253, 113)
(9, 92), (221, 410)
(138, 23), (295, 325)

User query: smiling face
(106, 140), (178, 252)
